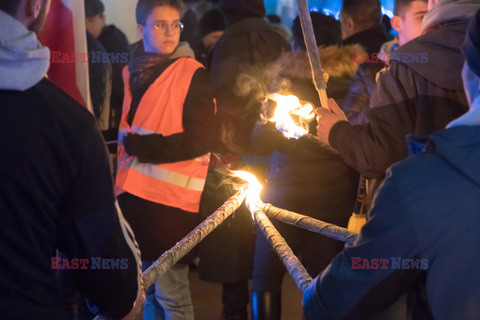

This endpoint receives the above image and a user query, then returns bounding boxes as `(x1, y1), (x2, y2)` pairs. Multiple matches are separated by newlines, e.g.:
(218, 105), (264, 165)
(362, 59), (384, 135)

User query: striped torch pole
(142, 189), (246, 289)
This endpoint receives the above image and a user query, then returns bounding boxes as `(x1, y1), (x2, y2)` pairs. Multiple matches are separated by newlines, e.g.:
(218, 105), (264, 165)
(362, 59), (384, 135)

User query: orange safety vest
(116, 57), (211, 213)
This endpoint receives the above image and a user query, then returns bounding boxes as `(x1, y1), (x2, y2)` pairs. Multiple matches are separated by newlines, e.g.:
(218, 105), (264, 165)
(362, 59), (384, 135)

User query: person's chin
(164, 44), (177, 54)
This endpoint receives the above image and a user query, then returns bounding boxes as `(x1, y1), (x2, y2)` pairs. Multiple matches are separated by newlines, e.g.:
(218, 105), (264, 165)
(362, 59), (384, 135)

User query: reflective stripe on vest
(121, 157), (206, 192)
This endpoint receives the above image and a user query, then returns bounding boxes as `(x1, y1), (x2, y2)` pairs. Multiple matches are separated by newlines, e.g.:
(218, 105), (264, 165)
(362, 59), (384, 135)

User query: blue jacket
(303, 125), (480, 319)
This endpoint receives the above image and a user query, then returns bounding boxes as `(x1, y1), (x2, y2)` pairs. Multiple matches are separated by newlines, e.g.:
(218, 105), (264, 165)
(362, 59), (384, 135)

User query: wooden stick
(296, 0), (329, 110)
(142, 189), (246, 289)
(254, 209), (312, 292)
(262, 203), (358, 246)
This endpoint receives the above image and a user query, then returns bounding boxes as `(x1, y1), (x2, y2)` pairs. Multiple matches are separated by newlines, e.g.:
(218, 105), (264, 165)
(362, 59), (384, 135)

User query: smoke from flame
(266, 94), (315, 139)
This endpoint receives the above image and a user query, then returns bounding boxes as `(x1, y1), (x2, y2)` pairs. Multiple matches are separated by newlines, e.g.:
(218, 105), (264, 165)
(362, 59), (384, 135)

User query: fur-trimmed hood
(273, 44), (365, 81)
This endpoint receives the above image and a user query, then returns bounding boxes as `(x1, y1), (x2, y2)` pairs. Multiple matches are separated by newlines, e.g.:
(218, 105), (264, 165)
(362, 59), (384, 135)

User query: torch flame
(232, 171), (264, 216)
(267, 94), (315, 139)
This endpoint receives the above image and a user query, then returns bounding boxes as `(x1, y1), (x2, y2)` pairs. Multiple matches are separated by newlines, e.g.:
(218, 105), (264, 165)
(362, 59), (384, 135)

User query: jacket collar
(342, 25), (388, 54)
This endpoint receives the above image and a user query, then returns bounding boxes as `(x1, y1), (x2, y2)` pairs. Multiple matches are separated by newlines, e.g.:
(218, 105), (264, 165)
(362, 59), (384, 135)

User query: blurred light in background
(103, 0), (395, 45)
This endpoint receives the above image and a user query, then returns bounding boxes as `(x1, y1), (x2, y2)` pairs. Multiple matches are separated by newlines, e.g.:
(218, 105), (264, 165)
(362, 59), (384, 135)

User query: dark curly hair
(292, 12), (341, 50)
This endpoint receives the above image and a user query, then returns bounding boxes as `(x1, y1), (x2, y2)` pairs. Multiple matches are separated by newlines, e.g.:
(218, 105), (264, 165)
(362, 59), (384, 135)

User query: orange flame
(267, 94), (315, 139)
(232, 171), (264, 216)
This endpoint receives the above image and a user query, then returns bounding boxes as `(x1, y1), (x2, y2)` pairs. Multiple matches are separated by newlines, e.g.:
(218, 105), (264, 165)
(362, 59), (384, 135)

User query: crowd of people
(1, 0), (479, 319)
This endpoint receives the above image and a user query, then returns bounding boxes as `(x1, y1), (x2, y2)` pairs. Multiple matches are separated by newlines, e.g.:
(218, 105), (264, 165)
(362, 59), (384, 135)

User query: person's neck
(352, 24), (379, 36)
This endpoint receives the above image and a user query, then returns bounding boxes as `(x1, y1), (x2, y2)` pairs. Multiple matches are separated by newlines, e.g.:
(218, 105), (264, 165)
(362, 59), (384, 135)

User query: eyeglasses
(145, 21), (184, 34)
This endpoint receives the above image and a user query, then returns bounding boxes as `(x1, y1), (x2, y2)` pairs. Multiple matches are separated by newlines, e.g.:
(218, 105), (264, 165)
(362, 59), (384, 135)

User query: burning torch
(233, 171), (358, 293)
(142, 171), (358, 292)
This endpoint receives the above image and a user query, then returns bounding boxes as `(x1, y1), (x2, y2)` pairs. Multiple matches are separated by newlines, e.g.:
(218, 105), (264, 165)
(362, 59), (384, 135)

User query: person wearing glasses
(115, 0), (218, 319)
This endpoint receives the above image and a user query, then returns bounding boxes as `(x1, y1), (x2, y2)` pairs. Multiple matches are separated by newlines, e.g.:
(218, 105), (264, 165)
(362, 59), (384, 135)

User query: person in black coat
(200, 1), (289, 319)
(194, 8), (226, 68)
(98, 24), (131, 131)
(209, 0), (290, 154)
(250, 13), (360, 320)
(339, 0), (389, 125)
(84, 0), (112, 130)
(0, 2), (143, 319)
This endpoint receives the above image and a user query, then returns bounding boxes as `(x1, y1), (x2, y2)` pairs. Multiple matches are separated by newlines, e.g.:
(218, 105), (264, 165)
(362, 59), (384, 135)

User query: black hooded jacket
(341, 25), (389, 125)
(251, 44), (362, 228)
(210, 0), (290, 153)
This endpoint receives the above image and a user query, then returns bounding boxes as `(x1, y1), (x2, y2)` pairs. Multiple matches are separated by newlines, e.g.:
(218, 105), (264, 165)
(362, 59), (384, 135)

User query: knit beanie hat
(200, 9), (226, 38)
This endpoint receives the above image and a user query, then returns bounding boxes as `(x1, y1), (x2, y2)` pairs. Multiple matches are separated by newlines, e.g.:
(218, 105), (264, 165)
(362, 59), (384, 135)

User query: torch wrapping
(254, 209), (313, 293)
(296, 0), (329, 109)
(142, 189), (247, 289)
(262, 203), (358, 246)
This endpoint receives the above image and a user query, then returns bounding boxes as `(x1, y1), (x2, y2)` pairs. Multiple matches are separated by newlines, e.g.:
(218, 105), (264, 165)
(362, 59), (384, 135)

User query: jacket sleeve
(328, 63), (418, 179)
(57, 122), (141, 319)
(303, 166), (423, 320)
(342, 64), (371, 125)
(124, 67), (218, 163)
(342, 63), (385, 126)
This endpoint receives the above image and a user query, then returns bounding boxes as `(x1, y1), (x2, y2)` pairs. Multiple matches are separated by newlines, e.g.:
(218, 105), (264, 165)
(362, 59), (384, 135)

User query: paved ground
(189, 269), (303, 320)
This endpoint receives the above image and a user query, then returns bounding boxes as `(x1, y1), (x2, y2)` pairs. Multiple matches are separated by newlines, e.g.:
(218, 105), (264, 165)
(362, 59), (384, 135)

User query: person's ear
(26, 0), (43, 19)
(85, 16), (93, 31)
(347, 17), (355, 33)
(391, 16), (402, 33)
(137, 23), (145, 39)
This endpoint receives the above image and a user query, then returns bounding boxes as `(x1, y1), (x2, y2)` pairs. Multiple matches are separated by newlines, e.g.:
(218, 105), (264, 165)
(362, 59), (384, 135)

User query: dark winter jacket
(98, 25), (131, 130)
(341, 25), (389, 125)
(303, 125), (480, 320)
(87, 31), (111, 122)
(0, 79), (141, 320)
(198, 168), (257, 284)
(252, 44), (362, 227)
(329, 20), (470, 180)
(210, 0), (290, 154)
(0, 10), (140, 319)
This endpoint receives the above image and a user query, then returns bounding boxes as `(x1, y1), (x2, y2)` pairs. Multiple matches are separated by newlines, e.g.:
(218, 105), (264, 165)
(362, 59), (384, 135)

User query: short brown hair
(394, 0), (428, 17)
(136, 0), (182, 25)
(341, 0), (382, 28)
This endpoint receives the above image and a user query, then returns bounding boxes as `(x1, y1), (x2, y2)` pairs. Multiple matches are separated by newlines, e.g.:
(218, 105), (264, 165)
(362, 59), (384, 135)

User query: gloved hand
(123, 133), (142, 157)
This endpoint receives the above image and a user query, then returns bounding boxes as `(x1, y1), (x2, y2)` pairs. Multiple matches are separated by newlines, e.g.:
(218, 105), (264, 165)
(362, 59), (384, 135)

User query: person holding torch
(303, 9), (480, 319)
(250, 12), (362, 319)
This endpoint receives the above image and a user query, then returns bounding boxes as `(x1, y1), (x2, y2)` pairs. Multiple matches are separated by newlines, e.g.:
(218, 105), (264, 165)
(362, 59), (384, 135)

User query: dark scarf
(128, 40), (170, 99)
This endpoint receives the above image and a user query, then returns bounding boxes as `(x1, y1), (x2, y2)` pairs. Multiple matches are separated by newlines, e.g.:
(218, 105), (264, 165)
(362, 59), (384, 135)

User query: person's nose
(165, 24), (174, 36)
